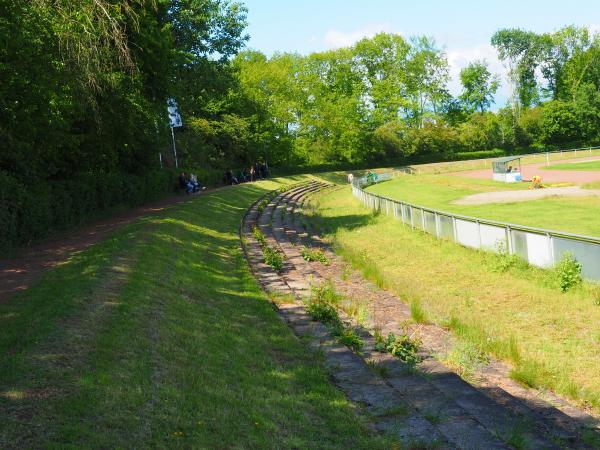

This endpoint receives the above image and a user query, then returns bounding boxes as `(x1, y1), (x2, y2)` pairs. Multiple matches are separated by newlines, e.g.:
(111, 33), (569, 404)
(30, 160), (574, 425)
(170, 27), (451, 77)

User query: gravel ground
(453, 186), (600, 205)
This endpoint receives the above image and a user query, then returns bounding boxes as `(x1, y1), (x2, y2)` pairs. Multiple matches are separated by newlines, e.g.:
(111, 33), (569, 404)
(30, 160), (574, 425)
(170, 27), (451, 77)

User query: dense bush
(0, 169), (176, 253)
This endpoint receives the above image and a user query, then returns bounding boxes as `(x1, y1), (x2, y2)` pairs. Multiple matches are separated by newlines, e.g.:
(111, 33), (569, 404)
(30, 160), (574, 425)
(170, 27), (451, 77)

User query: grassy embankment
(368, 174), (600, 236)
(0, 177), (394, 449)
(310, 185), (600, 414)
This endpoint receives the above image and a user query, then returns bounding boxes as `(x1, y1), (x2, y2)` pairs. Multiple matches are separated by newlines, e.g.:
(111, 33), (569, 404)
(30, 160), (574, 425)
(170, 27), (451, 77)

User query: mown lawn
(545, 160), (600, 171)
(311, 186), (600, 414)
(368, 174), (600, 236)
(0, 179), (393, 449)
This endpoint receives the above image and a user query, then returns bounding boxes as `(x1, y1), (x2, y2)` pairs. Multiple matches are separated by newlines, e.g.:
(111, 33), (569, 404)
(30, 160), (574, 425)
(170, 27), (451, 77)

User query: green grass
(544, 160), (600, 171)
(368, 174), (600, 236)
(0, 179), (393, 449)
(311, 185), (600, 413)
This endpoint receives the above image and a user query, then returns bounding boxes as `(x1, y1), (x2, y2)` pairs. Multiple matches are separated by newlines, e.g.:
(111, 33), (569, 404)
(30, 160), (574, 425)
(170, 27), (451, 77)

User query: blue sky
(241, 0), (599, 107)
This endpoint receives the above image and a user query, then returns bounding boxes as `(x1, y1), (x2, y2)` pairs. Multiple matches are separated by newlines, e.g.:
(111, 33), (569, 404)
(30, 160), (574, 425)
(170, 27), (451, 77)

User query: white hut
(492, 156), (522, 183)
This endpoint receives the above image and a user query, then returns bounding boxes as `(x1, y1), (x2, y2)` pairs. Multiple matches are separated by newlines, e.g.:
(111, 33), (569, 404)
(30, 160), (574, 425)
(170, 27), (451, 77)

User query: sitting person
(178, 172), (193, 194)
(224, 168), (238, 185)
(190, 173), (206, 192)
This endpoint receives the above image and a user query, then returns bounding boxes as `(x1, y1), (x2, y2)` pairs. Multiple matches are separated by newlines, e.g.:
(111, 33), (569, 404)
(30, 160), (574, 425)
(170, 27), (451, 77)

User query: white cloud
(322, 23), (398, 49)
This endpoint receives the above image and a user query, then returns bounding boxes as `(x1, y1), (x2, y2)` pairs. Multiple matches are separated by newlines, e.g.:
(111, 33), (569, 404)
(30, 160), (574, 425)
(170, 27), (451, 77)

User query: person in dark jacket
(179, 172), (193, 194)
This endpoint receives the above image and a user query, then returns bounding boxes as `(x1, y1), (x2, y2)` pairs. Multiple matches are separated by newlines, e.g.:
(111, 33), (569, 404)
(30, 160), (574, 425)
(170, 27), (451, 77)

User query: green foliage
(311, 281), (343, 306)
(410, 299), (427, 323)
(375, 332), (421, 366)
(263, 246), (284, 273)
(0, 169), (175, 253)
(459, 60), (500, 113)
(252, 226), (267, 246)
(335, 328), (364, 352)
(1, 0), (251, 251)
(307, 282), (364, 352)
(554, 252), (582, 292)
(306, 301), (341, 328)
(443, 341), (489, 380)
(301, 246), (330, 265)
(252, 226), (284, 272)
(492, 240), (524, 273)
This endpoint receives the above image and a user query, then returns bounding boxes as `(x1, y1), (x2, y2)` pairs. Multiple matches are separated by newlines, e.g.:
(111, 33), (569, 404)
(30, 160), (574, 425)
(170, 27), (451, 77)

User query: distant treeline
(229, 27), (600, 167)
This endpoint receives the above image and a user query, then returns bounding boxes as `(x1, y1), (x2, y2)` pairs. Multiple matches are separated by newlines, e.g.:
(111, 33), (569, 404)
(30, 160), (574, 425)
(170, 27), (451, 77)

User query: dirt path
(453, 186), (600, 205)
(453, 156), (600, 184)
(0, 187), (229, 303)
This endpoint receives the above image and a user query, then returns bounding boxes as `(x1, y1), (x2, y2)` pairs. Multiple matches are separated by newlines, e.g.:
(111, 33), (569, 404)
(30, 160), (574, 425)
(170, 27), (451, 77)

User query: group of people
(224, 161), (269, 186)
(178, 172), (205, 194)
(178, 161), (270, 194)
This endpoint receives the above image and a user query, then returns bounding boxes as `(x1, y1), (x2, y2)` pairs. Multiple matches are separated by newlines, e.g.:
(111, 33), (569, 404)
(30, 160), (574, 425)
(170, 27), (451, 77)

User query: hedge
(0, 169), (177, 254)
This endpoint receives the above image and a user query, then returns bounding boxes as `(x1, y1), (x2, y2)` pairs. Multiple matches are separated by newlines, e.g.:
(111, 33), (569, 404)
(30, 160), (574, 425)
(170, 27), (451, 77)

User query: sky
(241, 0), (600, 108)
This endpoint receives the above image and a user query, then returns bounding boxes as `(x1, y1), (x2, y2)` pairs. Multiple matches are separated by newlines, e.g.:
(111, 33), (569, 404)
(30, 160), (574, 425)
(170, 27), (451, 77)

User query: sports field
(545, 160), (600, 171)
(367, 172), (600, 237)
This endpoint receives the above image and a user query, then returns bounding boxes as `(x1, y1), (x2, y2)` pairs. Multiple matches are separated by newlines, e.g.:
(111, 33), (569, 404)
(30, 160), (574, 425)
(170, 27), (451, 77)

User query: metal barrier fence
(352, 176), (600, 282)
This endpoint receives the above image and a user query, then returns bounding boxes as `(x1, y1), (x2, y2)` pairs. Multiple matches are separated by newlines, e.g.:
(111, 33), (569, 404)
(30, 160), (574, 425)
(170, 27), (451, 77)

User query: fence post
(506, 226), (513, 255)
(435, 212), (441, 238)
(421, 209), (426, 230)
(452, 216), (457, 242)
(548, 233), (555, 267)
(477, 220), (482, 249)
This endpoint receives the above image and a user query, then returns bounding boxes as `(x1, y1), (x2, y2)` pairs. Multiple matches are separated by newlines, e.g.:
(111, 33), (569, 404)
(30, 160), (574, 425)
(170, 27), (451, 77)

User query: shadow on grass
(0, 181), (393, 449)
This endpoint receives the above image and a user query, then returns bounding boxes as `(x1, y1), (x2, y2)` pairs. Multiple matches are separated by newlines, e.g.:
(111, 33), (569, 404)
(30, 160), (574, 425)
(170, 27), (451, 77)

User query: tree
(405, 36), (450, 126)
(491, 28), (541, 109)
(459, 61), (500, 113)
(353, 33), (411, 127)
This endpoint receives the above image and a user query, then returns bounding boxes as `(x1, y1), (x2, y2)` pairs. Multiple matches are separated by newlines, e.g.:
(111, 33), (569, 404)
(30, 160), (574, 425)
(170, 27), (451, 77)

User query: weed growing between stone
(252, 226), (284, 272)
(374, 329), (421, 367)
(307, 282), (364, 352)
(301, 246), (330, 265)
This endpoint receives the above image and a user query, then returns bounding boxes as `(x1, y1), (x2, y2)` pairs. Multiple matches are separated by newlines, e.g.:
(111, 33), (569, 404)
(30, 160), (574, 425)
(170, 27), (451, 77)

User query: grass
(442, 341), (489, 381)
(368, 173), (600, 236)
(0, 179), (394, 449)
(310, 185), (600, 413)
(544, 160), (600, 171)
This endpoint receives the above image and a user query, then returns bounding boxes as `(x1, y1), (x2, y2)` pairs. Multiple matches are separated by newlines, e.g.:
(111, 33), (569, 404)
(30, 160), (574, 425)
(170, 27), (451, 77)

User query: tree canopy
(1, 4), (600, 250)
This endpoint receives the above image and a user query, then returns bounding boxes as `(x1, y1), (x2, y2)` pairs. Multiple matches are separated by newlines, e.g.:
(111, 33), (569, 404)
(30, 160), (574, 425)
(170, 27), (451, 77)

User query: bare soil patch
(453, 186), (600, 205)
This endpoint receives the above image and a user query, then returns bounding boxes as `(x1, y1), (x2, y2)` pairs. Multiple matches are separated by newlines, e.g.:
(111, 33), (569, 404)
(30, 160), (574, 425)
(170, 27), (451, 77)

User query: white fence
(352, 177), (600, 282)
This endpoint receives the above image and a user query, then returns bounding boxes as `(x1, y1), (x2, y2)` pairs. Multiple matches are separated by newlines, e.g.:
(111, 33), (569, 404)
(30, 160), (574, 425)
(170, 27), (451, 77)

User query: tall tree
(491, 28), (541, 110)
(459, 60), (500, 113)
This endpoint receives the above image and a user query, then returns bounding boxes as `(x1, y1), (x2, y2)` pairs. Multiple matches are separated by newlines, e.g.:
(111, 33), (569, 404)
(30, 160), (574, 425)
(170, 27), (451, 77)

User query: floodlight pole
(171, 126), (179, 169)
